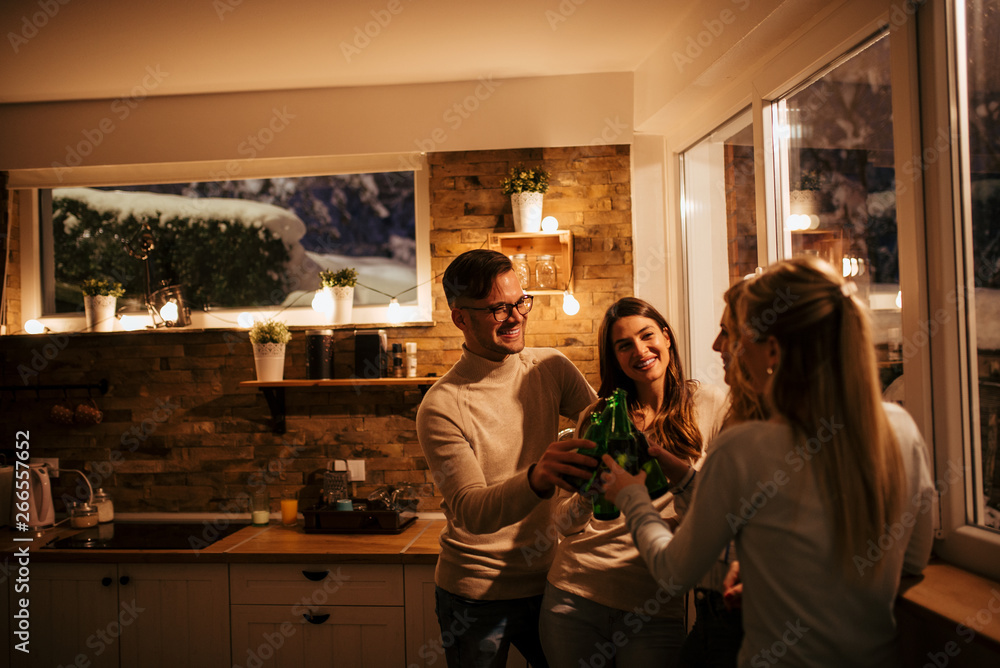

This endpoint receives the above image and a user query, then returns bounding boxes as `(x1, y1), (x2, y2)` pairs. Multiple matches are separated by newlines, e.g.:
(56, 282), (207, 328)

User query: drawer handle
(301, 570), (329, 581)
(101, 577), (113, 587)
(303, 613), (330, 625)
(119, 575), (131, 586)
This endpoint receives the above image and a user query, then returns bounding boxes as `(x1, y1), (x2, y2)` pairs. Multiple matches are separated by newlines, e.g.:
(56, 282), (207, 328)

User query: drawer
(230, 563), (403, 606)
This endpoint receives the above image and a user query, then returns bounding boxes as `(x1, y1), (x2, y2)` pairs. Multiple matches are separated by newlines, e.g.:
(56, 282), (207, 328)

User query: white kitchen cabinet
(10, 562), (229, 668)
(230, 563), (405, 667)
(403, 564), (528, 668)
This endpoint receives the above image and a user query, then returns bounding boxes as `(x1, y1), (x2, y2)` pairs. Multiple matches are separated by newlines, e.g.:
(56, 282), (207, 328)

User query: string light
(562, 292), (580, 316)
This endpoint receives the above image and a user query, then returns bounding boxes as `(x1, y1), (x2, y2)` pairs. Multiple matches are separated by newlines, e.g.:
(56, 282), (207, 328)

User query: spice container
(535, 254), (557, 289)
(70, 503), (99, 529)
(405, 342), (418, 378)
(92, 488), (114, 523)
(391, 343), (405, 378)
(511, 254), (531, 288)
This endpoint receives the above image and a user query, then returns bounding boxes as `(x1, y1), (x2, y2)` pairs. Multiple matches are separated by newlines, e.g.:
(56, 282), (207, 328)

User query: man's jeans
(434, 586), (549, 668)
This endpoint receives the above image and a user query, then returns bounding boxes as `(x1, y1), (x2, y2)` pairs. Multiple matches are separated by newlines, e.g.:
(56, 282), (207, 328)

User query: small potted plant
(81, 278), (125, 332)
(501, 163), (550, 233)
(790, 169), (824, 216)
(249, 318), (292, 381)
(318, 268), (359, 324)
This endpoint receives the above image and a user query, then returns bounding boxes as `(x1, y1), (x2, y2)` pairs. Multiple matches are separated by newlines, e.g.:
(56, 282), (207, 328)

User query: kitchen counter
(0, 518), (446, 564)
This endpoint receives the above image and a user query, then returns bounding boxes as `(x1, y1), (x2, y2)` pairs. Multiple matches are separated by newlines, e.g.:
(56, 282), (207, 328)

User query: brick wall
(0, 145), (633, 515)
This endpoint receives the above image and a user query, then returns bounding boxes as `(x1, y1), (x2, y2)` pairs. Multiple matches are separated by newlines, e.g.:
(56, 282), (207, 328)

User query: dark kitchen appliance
(303, 499), (416, 534)
(43, 521), (250, 550)
(354, 328), (387, 379)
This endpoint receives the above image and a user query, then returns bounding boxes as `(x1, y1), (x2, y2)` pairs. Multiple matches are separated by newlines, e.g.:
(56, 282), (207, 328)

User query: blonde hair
(720, 280), (768, 426)
(739, 256), (904, 575)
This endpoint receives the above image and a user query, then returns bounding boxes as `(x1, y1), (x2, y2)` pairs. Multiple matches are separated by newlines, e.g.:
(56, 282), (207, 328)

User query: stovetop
(44, 521), (250, 550)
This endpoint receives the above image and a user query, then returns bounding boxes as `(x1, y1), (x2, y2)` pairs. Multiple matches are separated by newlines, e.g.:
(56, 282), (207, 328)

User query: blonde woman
(539, 297), (727, 667)
(602, 257), (935, 667)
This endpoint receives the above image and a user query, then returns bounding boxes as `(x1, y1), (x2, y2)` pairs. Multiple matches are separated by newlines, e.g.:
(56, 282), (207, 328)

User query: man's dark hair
(442, 249), (514, 307)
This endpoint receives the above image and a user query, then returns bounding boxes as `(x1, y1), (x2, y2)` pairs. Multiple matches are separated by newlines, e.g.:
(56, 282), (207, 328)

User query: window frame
(12, 152), (434, 333)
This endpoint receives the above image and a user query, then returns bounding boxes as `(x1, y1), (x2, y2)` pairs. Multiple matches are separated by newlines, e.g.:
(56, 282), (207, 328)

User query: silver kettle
(11, 463), (55, 529)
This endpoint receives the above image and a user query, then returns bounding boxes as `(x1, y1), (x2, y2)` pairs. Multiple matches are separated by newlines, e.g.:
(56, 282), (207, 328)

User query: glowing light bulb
(842, 258), (852, 277)
(311, 289), (333, 314)
(237, 312), (256, 328)
(896, 290), (902, 309)
(541, 216), (559, 232)
(160, 300), (179, 323)
(24, 319), (45, 334)
(387, 298), (401, 322)
(119, 315), (145, 331)
(562, 292), (580, 316)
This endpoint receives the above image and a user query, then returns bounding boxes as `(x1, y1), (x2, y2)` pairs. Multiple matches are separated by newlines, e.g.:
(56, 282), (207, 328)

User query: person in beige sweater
(417, 249), (597, 668)
(539, 297), (728, 667)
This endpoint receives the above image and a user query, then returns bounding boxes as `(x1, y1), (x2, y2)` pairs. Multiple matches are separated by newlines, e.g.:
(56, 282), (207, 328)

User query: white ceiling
(0, 0), (690, 104)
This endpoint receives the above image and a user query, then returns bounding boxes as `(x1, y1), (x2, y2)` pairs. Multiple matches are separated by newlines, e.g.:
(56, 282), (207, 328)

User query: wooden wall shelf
(488, 230), (573, 294)
(240, 377), (438, 433)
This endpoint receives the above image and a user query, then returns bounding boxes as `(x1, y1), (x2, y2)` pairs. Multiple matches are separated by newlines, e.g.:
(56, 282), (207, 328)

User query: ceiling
(0, 0), (690, 105)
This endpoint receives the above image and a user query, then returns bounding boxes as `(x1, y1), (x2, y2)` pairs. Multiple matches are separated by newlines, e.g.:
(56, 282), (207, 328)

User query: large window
(957, 0), (1000, 532)
(14, 155), (433, 331)
(680, 110), (757, 387)
(771, 31), (903, 397)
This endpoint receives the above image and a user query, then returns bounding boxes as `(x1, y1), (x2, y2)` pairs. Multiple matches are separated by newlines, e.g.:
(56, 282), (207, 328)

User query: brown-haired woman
(539, 297), (728, 667)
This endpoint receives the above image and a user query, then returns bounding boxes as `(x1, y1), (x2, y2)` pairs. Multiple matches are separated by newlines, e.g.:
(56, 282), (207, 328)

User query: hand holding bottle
(598, 453), (647, 505)
(529, 439), (600, 496)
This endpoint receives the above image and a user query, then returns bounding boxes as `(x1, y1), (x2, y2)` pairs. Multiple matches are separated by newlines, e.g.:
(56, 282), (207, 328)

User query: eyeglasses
(461, 295), (534, 322)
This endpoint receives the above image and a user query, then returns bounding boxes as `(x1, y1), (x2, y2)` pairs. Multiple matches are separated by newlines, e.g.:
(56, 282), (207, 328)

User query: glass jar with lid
(92, 487), (114, 523)
(510, 254), (531, 288)
(70, 503), (99, 529)
(535, 254), (557, 289)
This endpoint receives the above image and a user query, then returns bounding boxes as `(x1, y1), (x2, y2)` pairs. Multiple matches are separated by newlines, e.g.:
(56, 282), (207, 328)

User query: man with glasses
(417, 248), (598, 667)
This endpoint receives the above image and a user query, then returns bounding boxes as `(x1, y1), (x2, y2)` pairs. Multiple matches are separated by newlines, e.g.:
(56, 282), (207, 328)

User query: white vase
(84, 295), (117, 332)
(253, 342), (287, 382)
(325, 285), (354, 324)
(511, 192), (544, 233)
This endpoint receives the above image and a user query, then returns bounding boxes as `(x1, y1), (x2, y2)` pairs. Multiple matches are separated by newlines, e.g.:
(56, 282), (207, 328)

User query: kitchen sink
(44, 520), (250, 550)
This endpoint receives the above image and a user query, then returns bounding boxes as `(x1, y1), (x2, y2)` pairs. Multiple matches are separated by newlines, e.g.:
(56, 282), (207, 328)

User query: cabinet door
(230, 563), (403, 606)
(117, 563), (230, 668)
(10, 562), (120, 668)
(231, 604), (405, 667)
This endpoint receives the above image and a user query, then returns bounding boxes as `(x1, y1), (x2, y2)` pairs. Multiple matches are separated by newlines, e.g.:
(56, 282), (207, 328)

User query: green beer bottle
(562, 411), (605, 494)
(592, 390), (627, 520)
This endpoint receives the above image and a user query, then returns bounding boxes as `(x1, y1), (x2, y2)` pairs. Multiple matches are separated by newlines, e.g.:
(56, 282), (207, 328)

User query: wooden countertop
(0, 519), (446, 565)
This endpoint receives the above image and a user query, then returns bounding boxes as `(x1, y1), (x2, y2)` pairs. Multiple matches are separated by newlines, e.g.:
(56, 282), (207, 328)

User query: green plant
(249, 318), (291, 345)
(81, 278), (125, 298)
(797, 170), (822, 191)
(500, 164), (550, 196)
(319, 268), (358, 288)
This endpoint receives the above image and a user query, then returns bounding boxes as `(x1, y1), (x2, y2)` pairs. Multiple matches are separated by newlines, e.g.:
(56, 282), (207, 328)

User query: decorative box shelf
(240, 377), (439, 433)
(488, 230), (573, 294)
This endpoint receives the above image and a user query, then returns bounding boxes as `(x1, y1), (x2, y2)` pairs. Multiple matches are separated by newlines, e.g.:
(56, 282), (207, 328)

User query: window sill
(896, 560), (1000, 661)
